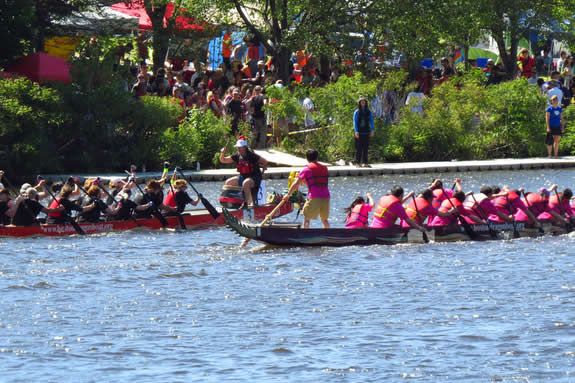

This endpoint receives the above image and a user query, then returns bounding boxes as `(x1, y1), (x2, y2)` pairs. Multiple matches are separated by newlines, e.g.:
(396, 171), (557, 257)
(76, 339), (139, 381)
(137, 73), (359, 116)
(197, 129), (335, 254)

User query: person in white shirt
(546, 81), (563, 106)
(302, 96), (315, 128)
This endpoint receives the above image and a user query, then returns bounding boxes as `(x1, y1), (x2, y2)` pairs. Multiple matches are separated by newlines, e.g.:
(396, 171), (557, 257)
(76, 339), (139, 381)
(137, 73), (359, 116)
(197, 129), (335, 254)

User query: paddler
(107, 189), (151, 221)
(370, 186), (427, 233)
(77, 185), (118, 223)
(163, 179), (199, 214)
(46, 184), (95, 224)
(219, 137), (268, 209)
(0, 189), (13, 225)
(489, 187), (541, 226)
(134, 180), (177, 218)
(400, 189), (457, 228)
(429, 191), (484, 227)
(543, 187), (574, 223)
(515, 187), (569, 227)
(344, 193), (374, 228)
(283, 149), (330, 228)
(465, 185), (515, 224)
(10, 187), (60, 226)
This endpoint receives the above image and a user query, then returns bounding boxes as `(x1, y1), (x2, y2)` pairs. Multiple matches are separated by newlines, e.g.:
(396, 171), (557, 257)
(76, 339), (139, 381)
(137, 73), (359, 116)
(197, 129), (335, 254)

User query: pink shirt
(370, 201), (409, 229)
(345, 204), (373, 228)
(400, 204), (438, 228)
(299, 166), (330, 199)
(489, 196), (528, 223)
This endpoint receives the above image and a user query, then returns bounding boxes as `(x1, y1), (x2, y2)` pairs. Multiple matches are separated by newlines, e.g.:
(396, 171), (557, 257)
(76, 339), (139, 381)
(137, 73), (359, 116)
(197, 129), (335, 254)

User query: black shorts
(550, 127), (563, 137)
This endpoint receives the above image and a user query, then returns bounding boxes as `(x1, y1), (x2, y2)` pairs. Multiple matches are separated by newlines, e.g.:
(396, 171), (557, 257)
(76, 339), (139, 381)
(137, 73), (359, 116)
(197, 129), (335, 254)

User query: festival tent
(5, 52), (71, 84)
(110, 2), (204, 32)
(53, 6), (139, 34)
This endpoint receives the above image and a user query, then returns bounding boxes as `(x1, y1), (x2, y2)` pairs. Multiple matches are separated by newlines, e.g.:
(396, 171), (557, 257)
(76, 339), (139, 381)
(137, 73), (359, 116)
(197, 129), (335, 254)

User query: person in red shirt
(517, 48), (536, 79)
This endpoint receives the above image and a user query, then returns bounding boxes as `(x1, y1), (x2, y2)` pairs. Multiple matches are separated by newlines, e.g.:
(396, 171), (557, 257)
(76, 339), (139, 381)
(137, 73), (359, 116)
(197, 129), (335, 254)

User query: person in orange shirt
(222, 31), (233, 70)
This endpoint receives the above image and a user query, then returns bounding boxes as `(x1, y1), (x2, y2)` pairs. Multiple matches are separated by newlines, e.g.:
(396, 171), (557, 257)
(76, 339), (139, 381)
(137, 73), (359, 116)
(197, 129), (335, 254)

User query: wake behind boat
(223, 208), (569, 247)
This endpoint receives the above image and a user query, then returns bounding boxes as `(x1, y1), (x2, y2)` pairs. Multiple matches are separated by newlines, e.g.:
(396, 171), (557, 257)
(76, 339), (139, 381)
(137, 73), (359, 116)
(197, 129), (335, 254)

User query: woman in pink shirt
(345, 193), (374, 228)
(370, 186), (426, 233)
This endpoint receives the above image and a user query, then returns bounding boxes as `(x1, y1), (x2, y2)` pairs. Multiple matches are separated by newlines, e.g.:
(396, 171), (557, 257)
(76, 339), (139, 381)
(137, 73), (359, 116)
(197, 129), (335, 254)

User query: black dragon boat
(223, 208), (570, 247)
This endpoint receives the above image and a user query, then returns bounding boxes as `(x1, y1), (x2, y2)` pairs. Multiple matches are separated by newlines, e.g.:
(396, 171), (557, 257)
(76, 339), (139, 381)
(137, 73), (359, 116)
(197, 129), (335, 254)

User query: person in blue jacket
(353, 97), (375, 167)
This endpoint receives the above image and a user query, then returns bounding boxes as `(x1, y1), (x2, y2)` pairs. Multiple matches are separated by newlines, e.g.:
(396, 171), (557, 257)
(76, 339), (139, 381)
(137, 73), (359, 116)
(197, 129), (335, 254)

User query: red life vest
(222, 33), (232, 58)
(405, 197), (430, 222)
(438, 197), (462, 214)
(373, 195), (401, 223)
(236, 156), (258, 176)
(164, 191), (176, 208)
(525, 193), (547, 216)
(431, 189), (447, 209)
(48, 198), (63, 218)
(347, 204), (370, 227)
(305, 162), (328, 188)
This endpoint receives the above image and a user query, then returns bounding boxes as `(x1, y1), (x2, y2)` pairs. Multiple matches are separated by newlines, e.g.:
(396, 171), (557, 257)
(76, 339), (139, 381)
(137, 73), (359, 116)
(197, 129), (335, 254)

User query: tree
(190, 0), (365, 82)
(0, 0), (35, 66)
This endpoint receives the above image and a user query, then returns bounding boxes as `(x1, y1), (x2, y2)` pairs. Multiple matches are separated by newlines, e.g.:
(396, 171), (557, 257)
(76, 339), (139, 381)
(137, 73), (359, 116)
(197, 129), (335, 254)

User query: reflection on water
(0, 169), (575, 382)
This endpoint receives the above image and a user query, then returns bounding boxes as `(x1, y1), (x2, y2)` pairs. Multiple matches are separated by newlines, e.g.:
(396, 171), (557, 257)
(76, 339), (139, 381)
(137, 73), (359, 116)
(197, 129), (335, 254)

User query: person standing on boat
(283, 149), (330, 228)
(220, 137), (268, 209)
(353, 97), (374, 168)
(345, 193), (374, 228)
(370, 186), (427, 232)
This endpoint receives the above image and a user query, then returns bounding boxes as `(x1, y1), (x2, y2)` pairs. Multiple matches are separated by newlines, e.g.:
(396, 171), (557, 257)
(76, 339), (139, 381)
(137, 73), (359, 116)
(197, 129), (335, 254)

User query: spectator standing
(207, 91), (224, 117)
(557, 51), (568, 73)
(222, 31), (233, 70)
(249, 86), (267, 149)
(131, 73), (148, 98)
(405, 88), (425, 114)
(226, 89), (244, 136)
(546, 81), (563, 106)
(353, 97), (375, 168)
(302, 94), (315, 129)
(546, 95), (564, 158)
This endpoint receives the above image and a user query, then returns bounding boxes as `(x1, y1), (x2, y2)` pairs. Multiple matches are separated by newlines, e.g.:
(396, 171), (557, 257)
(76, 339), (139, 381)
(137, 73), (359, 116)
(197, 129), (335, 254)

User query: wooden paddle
(176, 168), (220, 219)
(411, 194), (430, 243)
(469, 193), (498, 239)
(440, 188), (477, 240)
(125, 171), (169, 228)
(43, 182), (85, 235)
(240, 196), (289, 248)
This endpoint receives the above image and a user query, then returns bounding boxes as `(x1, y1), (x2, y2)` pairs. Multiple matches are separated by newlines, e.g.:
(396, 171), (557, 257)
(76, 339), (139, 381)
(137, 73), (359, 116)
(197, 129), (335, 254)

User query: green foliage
(559, 105), (575, 155)
(161, 109), (231, 168)
(264, 85), (303, 123)
(0, 0), (34, 67)
(0, 78), (67, 174)
(386, 76), (547, 161)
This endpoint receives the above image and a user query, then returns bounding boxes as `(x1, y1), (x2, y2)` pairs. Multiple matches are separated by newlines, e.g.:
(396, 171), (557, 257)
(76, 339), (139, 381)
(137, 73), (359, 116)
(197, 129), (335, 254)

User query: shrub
(161, 109), (231, 169)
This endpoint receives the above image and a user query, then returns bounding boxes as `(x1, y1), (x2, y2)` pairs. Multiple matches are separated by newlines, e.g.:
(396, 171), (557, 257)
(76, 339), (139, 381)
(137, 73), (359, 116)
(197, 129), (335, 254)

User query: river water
(1, 169), (575, 382)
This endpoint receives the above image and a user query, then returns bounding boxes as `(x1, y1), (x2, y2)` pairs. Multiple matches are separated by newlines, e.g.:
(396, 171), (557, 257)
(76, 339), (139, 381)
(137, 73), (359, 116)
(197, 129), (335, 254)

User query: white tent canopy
(53, 6), (139, 34)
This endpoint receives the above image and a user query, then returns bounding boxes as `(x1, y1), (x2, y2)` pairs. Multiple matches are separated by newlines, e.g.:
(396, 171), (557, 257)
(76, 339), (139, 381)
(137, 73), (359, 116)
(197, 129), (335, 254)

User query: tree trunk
(152, 30), (169, 72)
(275, 46), (292, 83)
(493, 30), (516, 80)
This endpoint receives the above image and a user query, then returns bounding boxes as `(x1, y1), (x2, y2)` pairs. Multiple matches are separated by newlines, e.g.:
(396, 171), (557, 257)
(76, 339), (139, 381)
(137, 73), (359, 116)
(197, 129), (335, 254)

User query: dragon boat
(0, 202), (293, 238)
(223, 208), (570, 247)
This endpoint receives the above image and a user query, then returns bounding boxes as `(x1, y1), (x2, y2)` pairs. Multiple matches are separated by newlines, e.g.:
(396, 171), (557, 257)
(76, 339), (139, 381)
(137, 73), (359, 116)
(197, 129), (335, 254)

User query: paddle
(42, 181), (85, 235)
(440, 188), (477, 240)
(504, 195), (520, 238)
(166, 176), (187, 230)
(521, 191), (545, 234)
(176, 168), (220, 219)
(553, 189), (573, 232)
(125, 171), (169, 228)
(411, 194), (430, 243)
(240, 196), (289, 248)
(469, 193), (498, 239)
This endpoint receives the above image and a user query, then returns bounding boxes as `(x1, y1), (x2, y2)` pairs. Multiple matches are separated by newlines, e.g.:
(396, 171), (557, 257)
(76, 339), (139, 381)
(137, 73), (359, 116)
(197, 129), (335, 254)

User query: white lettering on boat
(41, 223), (114, 234)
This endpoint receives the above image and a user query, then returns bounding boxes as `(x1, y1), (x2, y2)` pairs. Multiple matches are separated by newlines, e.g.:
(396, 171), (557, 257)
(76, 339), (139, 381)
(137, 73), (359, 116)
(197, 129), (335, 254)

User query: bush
(161, 109), (231, 169)
(0, 78), (68, 175)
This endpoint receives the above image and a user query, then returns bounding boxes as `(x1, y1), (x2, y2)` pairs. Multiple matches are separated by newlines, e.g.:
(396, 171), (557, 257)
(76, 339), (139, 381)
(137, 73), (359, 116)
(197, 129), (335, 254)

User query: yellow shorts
(302, 198), (330, 221)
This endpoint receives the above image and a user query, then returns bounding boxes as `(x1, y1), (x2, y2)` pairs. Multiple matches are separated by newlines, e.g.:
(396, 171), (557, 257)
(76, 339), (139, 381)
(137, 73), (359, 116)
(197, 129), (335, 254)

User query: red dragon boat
(0, 202), (293, 238)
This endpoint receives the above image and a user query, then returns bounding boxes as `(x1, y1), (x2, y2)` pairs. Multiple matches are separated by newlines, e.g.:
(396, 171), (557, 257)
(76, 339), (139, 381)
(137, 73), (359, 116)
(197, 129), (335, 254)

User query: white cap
(235, 139), (248, 148)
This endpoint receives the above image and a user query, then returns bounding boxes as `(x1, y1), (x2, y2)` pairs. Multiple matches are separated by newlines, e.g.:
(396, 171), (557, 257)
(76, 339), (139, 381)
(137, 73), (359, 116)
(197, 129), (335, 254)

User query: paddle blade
(68, 218), (85, 235)
(201, 196), (220, 219)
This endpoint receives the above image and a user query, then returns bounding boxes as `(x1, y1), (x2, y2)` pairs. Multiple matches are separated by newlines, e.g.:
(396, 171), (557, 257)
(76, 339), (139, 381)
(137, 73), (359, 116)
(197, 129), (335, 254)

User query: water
(1, 169), (575, 382)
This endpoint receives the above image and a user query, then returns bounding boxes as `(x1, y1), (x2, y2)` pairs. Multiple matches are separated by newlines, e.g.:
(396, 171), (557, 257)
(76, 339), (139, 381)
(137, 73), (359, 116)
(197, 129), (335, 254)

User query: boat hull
(0, 203), (293, 238)
(223, 210), (565, 247)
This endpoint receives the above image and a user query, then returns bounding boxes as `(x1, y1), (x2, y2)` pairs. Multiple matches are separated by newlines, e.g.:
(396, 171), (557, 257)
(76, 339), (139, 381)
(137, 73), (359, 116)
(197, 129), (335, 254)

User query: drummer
(219, 137), (268, 209)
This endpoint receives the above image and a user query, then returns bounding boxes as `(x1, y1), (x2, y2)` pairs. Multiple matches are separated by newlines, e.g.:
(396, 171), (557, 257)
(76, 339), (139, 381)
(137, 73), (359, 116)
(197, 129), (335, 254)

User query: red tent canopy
(110, 2), (204, 32)
(5, 52), (71, 84)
